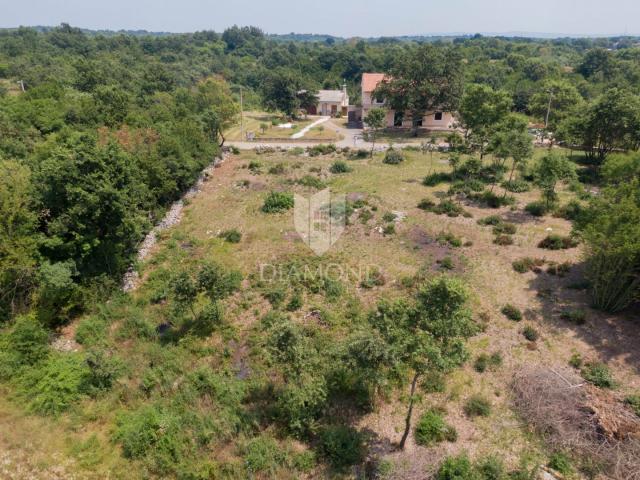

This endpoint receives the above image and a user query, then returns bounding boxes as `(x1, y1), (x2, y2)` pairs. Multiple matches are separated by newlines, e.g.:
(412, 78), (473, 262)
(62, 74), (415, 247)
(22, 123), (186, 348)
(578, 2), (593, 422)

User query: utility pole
(544, 89), (554, 129)
(239, 86), (244, 141)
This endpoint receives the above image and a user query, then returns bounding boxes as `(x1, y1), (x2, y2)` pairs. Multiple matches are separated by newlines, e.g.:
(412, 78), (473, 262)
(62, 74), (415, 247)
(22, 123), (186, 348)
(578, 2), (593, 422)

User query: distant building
(358, 72), (456, 130)
(306, 84), (349, 116)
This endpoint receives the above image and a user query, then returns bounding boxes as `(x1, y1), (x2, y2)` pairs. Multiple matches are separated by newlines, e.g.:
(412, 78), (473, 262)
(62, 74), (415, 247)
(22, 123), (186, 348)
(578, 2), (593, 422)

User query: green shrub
(525, 201), (548, 216)
(17, 352), (90, 416)
(360, 268), (385, 289)
(382, 212), (397, 222)
(330, 160), (352, 174)
(383, 224), (396, 236)
(624, 395), (640, 417)
(4, 314), (49, 371)
(197, 263), (242, 300)
(437, 454), (476, 480)
(383, 148), (404, 164)
(417, 198), (436, 210)
(473, 190), (514, 208)
(554, 199), (583, 221)
(501, 304), (522, 321)
(538, 234), (578, 250)
(318, 425), (364, 468)
(477, 215), (503, 226)
(415, 410), (457, 446)
(581, 362), (615, 389)
(218, 229), (242, 243)
(493, 234), (514, 246)
(262, 191), (294, 213)
(477, 456), (505, 480)
(569, 353), (583, 369)
(248, 160), (262, 172)
(492, 222), (517, 235)
(286, 292), (303, 311)
(74, 316), (108, 347)
(243, 435), (286, 473)
(268, 163), (286, 175)
(194, 301), (224, 336)
(423, 172), (451, 186)
(512, 257), (544, 274)
(522, 325), (539, 342)
(350, 149), (369, 159)
(359, 208), (374, 223)
(474, 352), (502, 373)
(295, 175), (326, 189)
(464, 395), (492, 417)
(548, 452), (573, 476)
(293, 450), (317, 472)
(308, 143), (337, 157)
(440, 256), (454, 270)
(432, 200), (465, 217)
(560, 309), (586, 325)
(502, 179), (530, 193)
(437, 231), (463, 248)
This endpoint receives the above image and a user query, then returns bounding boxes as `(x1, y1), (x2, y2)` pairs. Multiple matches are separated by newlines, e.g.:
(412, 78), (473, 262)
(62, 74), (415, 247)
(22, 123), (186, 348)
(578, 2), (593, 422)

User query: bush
(538, 234), (578, 250)
(262, 191), (294, 213)
(555, 199), (584, 221)
(548, 452), (573, 475)
(286, 292), (303, 311)
(417, 198), (436, 210)
(522, 325), (539, 342)
(437, 454), (475, 480)
(477, 456), (505, 480)
(415, 410), (457, 446)
(464, 395), (492, 417)
(17, 352), (90, 416)
(624, 395), (640, 417)
(308, 144), (337, 157)
(383, 148), (404, 165)
(525, 201), (548, 217)
(512, 257), (544, 274)
(440, 256), (454, 270)
(502, 179), (530, 193)
(360, 268), (385, 289)
(75, 316), (108, 347)
(569, 353), (583, 369)
(350, 149), (369, 159)
(477, 215), (503, 226)
(493, 234), (514, 246)
(382, 212), (397, 222)
(268, 163), (286, 175)
(474, 352), (502, 373)
(581, 362), (615, 389)
(330, 161), (352, 174)
(4, 314), (49, 370)
(501, 304), (522, 321)
(473, 190), (514, 208)
(432, 200), (465, 217)
(318, 425), (364, 468)
(243, 435), (287, 473)
(218, 229), (242, 243)
(560, 309), (587, 325)
(295, 175), (326, 189)
(437, 231), (463, 247)
(423, 172), (451, 186)
(546, 261), (571, 276)
(383, 224), (396, 235)
(248, 160), (261, 172)
(492, 222), (516, 235)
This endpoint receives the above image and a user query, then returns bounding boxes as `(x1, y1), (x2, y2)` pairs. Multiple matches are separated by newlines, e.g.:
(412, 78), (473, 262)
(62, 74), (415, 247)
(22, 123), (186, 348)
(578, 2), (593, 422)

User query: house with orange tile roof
(359, 72), (456, 130)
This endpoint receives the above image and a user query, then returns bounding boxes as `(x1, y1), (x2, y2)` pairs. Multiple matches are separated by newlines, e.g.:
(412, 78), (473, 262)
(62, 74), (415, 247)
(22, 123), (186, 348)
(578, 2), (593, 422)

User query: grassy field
(225, 112), (342, 141)
(1, 147), (638, 479)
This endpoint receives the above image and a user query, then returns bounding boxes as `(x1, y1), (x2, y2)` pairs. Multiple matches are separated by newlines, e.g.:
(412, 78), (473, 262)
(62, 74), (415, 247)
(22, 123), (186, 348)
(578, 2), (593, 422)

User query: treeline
(0, 24), (240, 324)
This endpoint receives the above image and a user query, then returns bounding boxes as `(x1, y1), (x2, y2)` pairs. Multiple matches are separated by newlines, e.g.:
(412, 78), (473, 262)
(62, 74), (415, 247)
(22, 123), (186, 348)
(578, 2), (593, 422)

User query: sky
(0, 0), (638, 37)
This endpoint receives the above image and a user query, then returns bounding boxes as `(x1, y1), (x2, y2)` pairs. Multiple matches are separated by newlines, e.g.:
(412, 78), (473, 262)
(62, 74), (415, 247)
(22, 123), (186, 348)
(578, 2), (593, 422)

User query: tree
(261, 69), (303, 117)
(532, 151), (577, 208)
(529, 80), (584, 132)
(0, 160), (39, 322)
(297, 90), (319, 118)
(566, 88), (640, 165)
(374, 44), (464, 136)
(489, 114), (534, 193)
(364, 108), (386, 157)
(575, 153), (640, 312)
(197, 77), (239, 147)
(458, 84), (512, 158)
(368, 277), (476, 449)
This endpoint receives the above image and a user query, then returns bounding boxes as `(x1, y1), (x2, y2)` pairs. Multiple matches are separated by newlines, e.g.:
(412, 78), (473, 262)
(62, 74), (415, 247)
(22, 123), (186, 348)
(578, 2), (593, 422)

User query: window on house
(394, 112), (404, 127)
(434, 112), (443, 121)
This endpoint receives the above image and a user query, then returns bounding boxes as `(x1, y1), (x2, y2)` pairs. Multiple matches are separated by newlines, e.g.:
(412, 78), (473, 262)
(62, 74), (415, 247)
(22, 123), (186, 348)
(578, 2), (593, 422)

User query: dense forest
(0, 23), (639, 479)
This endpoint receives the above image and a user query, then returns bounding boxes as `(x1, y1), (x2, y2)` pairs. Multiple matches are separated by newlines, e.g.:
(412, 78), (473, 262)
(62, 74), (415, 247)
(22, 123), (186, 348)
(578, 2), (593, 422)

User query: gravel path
(290, 116), (330, 139)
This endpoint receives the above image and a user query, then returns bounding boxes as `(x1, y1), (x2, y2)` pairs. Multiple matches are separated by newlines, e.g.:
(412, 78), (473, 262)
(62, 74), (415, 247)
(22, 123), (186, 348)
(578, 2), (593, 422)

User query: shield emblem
(294, 189), (346, 256)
